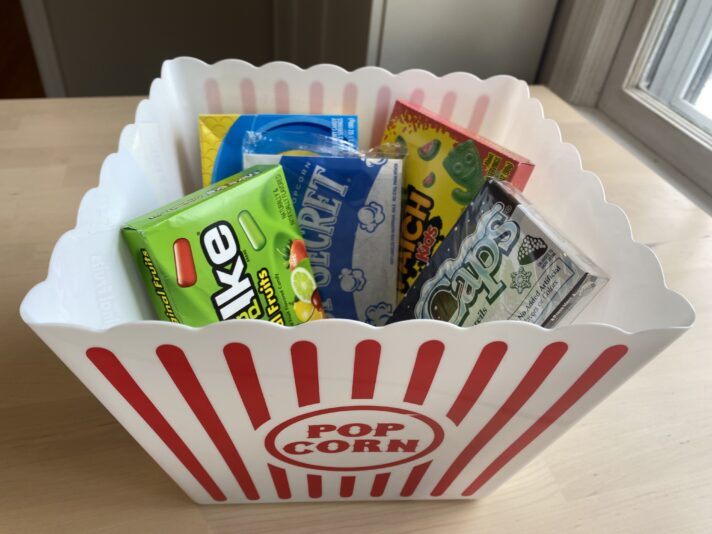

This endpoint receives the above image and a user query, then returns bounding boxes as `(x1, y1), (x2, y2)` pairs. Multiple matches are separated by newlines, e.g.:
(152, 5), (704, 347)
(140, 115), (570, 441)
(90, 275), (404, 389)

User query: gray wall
(24, 0), (557, 96)
(24, 0), (372, 96)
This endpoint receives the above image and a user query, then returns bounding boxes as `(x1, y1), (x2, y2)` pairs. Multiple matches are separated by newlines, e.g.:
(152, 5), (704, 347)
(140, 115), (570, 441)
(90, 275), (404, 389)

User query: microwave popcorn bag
(199, 114), (359, 186)
(388, 179), (607, 328)
(122, 165), (323, 327)
(381, 99), (534, 300)
(244, 153), (402, 325)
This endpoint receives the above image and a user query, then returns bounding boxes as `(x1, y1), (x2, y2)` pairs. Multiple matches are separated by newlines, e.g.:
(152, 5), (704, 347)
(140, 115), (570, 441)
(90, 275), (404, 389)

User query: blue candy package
(242, 130), (359, 158)
(244, 153), (403, 324)
(203, 114), (358, 185)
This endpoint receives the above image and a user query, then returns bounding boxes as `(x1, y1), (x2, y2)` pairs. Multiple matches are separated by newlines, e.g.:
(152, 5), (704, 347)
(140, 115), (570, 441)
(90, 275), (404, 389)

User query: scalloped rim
(24, 316), (690, 338)
(20, 58), (695, 336)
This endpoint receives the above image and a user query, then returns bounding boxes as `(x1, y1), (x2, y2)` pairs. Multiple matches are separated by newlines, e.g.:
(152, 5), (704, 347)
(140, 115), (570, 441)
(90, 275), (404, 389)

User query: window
(637, 0), (712, 136)
(599, 0), (712, 194)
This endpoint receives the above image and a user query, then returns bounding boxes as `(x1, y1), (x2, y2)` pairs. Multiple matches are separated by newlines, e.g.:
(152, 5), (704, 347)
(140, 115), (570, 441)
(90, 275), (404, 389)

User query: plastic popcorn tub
(20, 58), (695, 504)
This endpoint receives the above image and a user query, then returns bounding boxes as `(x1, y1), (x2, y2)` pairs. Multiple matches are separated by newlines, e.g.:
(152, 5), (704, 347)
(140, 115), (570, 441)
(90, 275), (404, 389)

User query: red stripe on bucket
(352, 340), (381, 399)
(204, 78), (223, 114)
(409, 89), (425, 106)
(401, 461), (432, 497)
(439, 91), (457, 121)
(240, 79), (257, 113)
(291, 341), (320, 407)
(462, 344), (629, 496)
(371, 472), (390, 497)
(431, 342), (568, 496)
(342, 83), (358, 115)
(404, 340), (445, 405)
(309, 81), (324, 114)
(267, 464), (291, 499)
(275, 80), (290, 113)
(85, 347), (226, 502)
(224, 343), (271, 429)
(370, 86), (392, 145)
(447, 341), (508, 426)
(340, 476), (356, 497)
(467, 94), (489, 133)
(156, 344), (259, 501)
(307, 474), (322, 498)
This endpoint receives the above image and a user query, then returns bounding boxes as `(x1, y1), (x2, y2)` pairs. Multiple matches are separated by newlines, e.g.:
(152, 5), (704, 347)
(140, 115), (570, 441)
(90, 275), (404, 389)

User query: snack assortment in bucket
(122, 100), (607, 330)
(199, 114), (358, 186)
(388, 179), (608, 327)
(22, 59), (697, 509)
(381, 99), (534, 299)
(122, 165), (323, 326)
(244, 151), (403, 324)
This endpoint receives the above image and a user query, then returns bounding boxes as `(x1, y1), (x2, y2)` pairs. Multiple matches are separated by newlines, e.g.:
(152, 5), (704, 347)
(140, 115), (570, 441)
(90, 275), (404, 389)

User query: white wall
(375, 0), (558, 81)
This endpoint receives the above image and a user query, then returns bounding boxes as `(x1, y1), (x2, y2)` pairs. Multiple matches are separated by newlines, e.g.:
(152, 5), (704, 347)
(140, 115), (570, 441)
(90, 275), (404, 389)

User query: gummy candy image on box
(244, 153), (402, 325)
(389, 179), (607, 328)
(199, 114), (358, 186)
(122, 165), (323, 327)
(382, 99), (534, 300)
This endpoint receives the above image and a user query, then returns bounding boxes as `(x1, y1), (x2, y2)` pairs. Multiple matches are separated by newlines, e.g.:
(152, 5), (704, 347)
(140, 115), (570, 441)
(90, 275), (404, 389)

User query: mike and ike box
(122, 165), (323, 327)
(381, 99), (534, 300)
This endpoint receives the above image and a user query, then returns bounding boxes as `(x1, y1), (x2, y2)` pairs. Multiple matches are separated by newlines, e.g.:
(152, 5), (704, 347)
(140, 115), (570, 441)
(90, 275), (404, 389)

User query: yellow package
(198, 115), (239, 187)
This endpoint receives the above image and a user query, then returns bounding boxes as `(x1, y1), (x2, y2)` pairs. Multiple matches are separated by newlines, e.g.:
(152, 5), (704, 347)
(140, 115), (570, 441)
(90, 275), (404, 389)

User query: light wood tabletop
(1, 87), (710, 533)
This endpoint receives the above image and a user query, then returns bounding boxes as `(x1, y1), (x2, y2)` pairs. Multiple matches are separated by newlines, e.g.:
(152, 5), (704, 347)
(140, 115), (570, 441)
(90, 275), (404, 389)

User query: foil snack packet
(388, 179), (607, 327)
(244, 152), (402, 325)
(381, 99), (534, 300)
(122, 165), (323, 327)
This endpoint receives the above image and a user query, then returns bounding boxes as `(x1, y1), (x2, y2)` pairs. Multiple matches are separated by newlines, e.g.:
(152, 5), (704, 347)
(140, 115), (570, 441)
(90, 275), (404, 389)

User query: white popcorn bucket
(20, 58), (694, 504)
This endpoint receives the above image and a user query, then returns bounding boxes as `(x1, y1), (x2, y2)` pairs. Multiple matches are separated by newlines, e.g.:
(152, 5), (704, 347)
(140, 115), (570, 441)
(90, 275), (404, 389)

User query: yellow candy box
(381, 99), (534, 300)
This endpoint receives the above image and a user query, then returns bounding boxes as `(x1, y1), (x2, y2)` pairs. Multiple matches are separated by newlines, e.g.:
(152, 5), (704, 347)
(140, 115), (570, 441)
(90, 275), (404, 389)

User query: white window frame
(638, 0), (712, 136)
(598, 0), (712, 195)
(667, 26), (712, 135)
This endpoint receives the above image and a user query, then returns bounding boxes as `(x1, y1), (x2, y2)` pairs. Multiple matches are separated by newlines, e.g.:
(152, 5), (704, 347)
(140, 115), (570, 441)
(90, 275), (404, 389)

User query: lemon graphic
(291, 267), (317, 303)
(293, 300), (315, 322)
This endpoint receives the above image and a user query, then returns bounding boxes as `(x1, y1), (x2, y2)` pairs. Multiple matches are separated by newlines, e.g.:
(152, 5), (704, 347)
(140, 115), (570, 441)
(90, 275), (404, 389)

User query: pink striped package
(21, 58), (694, 503)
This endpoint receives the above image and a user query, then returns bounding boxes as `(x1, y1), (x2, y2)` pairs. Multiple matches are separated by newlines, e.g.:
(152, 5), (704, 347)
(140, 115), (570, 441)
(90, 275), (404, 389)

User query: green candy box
(122, 165), (323, 327)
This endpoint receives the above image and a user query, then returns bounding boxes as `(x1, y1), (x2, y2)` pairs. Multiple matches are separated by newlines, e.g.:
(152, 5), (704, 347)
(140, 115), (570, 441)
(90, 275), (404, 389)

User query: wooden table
(1, 88), (710, 533)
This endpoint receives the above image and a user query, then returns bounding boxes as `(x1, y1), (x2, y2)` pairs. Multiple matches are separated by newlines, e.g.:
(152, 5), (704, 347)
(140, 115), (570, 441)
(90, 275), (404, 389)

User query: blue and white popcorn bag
(244, 154), (403, 324)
